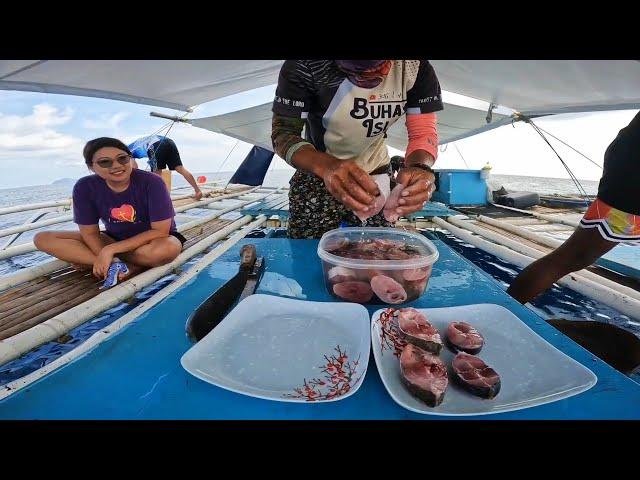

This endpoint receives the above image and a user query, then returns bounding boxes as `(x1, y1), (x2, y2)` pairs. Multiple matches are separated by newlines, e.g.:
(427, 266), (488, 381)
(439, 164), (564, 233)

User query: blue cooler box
(431, 169), (488, 206)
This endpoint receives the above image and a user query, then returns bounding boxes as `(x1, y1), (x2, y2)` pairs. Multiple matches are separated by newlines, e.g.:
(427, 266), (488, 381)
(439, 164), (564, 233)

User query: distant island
(51, 178), (77, 186)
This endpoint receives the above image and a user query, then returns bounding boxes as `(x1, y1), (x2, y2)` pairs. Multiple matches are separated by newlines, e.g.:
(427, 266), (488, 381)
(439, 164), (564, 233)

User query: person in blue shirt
(128, 135), (203, 200)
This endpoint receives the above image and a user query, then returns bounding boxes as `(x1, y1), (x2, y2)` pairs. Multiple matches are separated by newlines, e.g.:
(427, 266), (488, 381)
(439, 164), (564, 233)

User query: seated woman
(34, 137), (186, 287)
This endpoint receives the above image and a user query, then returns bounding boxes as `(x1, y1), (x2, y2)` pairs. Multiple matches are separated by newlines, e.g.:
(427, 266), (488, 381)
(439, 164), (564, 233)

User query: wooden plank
(502, 218), (548, 226)
(243, 194), (289, 212)
(598, 246), (640, 281)
(469, 220), (552, 253)
(262, 198), (290, 215)
(0, 216), (235, 340)
(0, 281), (100, 332)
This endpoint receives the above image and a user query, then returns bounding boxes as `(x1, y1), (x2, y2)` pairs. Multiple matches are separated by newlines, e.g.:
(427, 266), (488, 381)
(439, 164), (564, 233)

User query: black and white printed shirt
(272, 60), (443, 173)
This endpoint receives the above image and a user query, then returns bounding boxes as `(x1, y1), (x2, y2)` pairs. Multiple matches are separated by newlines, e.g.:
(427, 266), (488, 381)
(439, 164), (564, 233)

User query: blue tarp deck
(241, 198), (459, 220)
(241, 193), (290, 217)
(407, 203), (460, 220)
(597, 244), (640, 280)
(1, 237), (639, 419)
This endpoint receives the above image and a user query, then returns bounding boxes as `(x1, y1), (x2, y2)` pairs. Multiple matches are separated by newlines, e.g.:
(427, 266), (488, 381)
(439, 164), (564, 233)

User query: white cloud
(82, 111), (130, 130)
(0, 104), (73, 134)
(0, 104), (85, 169)
(0, 131), (78, 150)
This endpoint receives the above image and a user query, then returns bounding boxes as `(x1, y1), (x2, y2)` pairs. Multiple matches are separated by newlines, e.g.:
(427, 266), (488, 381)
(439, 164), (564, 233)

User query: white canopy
(430, 60), (640, 115)
(189, 101), (510, 151)
(2, 60), (640, 115)
(2, 60), (639, 150)
(0, 60), (283, 111)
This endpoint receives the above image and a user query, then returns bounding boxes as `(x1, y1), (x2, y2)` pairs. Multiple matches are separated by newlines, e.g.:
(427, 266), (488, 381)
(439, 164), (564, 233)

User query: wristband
(406, 163), (434, 174)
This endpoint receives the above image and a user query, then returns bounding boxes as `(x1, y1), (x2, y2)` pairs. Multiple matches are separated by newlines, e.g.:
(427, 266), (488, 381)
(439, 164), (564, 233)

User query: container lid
(317, 227), (439, 270)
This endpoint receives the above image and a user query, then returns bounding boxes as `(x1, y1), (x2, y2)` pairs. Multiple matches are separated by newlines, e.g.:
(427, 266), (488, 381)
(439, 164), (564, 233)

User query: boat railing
(0, 213), (268, 400)
(0, 184), (291, 371)
(0, 182), (286, 262)
(433, 216), (640, 321)
(0, 185), (287, 291)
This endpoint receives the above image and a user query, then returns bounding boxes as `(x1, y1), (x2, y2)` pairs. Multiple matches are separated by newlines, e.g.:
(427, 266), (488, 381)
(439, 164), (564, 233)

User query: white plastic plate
(371, 304), (597, 416)
(181, 294), (371, 403)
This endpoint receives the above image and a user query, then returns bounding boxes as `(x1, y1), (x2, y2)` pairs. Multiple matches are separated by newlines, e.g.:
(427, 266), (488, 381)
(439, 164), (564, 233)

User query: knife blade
(185, 244), (264, 343)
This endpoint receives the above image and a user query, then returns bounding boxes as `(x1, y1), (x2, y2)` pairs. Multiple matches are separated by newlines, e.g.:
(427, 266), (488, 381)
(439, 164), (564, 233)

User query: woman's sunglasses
(94, 154), (131, 169)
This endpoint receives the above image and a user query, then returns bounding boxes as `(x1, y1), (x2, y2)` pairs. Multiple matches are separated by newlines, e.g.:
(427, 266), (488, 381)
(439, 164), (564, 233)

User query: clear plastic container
(317, 227), (439, 305)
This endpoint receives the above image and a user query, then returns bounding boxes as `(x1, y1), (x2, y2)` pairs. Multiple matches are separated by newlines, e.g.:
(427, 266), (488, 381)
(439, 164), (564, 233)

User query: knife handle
(239, 244), (257, 271)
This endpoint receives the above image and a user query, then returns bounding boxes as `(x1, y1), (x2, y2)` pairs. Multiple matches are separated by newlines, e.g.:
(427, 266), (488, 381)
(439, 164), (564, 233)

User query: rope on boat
(432, 216), (640, 320)
(523, 116), (590, 200)
(532, 124), (602, 170)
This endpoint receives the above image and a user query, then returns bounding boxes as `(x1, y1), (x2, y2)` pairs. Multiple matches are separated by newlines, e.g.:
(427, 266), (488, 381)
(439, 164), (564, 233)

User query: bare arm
(79, 224), (106, 256)
(271, 113), (379, 211)
(405, 149), (435, 168)
(175, 166), (201, 193)
(92, 219), (173, 279)
(105, 218), (172, 256)
(394, 112), (439, 216)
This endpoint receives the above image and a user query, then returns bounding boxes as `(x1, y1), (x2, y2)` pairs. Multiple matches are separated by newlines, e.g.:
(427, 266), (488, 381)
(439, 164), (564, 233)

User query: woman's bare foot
(117, 262), (144, 282)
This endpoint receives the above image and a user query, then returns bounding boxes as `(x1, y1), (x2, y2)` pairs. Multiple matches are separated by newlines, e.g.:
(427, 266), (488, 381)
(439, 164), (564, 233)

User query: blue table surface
(598, 244), (640, 280)
(241, 200), (459, 219)
(2, 237), (640, 420)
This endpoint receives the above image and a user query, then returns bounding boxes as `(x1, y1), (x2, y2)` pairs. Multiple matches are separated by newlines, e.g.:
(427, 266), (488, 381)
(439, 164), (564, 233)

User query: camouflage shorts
(287, 169), (395, 239)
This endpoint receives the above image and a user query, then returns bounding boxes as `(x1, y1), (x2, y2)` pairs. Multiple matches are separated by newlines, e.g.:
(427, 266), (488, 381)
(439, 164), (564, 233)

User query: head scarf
(334, 60), (392, 88)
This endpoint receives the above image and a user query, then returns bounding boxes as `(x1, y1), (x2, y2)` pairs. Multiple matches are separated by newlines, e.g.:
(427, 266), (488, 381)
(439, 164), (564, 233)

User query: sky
(0, 82), (637, 190)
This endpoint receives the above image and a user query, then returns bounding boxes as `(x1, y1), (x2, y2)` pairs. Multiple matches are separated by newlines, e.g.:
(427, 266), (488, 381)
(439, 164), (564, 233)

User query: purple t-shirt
(73, 169), (177, 241)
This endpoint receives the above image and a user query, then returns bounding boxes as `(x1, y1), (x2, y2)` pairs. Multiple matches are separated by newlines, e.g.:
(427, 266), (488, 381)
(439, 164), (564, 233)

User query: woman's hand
(320, 158), (380, 212)
(93, 245), (115, 279)
(393, 166), (436, 217)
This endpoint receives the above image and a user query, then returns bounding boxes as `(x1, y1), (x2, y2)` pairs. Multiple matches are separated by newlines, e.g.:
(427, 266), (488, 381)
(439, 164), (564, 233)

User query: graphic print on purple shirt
(72, 169), (177, 241)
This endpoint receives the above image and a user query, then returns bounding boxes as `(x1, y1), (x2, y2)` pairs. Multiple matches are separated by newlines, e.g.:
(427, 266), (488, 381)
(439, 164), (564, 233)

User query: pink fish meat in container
(317, 227), (439, 305)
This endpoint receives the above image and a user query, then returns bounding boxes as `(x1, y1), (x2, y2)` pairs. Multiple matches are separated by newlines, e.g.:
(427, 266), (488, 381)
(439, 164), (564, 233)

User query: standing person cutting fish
(271, 60), (443, 238)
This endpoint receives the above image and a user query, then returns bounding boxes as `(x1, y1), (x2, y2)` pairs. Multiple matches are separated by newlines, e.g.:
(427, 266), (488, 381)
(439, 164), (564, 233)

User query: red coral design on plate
(283, 345), (362, 401)
(377, 308), (407, 357)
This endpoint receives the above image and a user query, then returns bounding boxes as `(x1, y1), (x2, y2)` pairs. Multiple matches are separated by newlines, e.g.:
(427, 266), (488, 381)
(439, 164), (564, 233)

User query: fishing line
(526, 119), (590, 200)
(454, 143), (469, 169)
(533, 124), (602, 170)
(220, 140), (241, 191)
(143, 110), (192, 171)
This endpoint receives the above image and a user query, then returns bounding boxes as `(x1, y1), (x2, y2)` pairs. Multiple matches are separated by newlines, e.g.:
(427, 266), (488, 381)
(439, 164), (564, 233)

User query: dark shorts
(596, 112), (640, 215)
(579, 197), (640, 244)
(287, 168), (394, 239)
(170, 231), (187, 246)
(150, 138), (183, 171)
